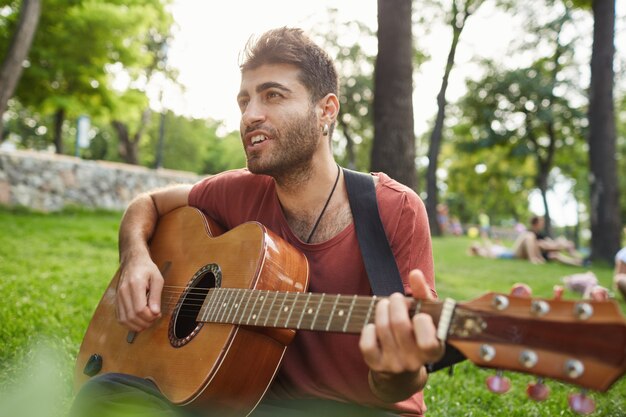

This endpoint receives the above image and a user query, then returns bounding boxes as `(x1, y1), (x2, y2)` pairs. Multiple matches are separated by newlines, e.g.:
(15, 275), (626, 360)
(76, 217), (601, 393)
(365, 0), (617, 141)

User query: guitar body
(74, 207), (309, 415)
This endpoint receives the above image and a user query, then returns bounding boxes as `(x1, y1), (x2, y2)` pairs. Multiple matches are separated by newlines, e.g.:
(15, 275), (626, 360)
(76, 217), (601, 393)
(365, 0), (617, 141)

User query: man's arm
(116, 184), (192, 331)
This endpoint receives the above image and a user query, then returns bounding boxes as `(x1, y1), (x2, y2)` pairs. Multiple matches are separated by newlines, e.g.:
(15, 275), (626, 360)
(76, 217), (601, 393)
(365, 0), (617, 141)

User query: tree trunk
(371, 0), (416, 189)
(112, 120), (138, 165)
(53, 108), (65, 154)
(425, 10), (464, 235)
(339, 116), (356, 170)
(537, 170), (552, 236)
(113, 107), (151, 165)
(0, 0), (42, 137)
(588, 0), (621, 263)
(425, 0), (483, 235)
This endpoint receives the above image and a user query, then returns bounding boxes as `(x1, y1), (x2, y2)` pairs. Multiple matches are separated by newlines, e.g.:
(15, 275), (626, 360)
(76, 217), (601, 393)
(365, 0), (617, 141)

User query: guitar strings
(138, 285), (424, 327)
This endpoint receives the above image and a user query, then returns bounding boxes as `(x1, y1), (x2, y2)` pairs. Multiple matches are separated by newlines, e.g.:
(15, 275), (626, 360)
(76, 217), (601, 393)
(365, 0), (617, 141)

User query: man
(529, 216), (587, 267)
(73, 27), (442, 417)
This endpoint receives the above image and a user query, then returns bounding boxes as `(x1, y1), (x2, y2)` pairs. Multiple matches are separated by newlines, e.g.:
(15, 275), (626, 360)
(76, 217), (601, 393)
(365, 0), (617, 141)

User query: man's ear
(318, 93), (340, 125)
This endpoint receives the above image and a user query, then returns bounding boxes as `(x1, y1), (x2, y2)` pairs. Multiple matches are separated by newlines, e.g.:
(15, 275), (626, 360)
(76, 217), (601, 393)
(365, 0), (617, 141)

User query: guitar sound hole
(169, 263), (221, 347)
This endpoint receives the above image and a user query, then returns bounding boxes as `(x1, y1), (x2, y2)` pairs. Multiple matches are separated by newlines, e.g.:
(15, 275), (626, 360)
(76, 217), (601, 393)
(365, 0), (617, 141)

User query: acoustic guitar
(74, 206), (626, 415)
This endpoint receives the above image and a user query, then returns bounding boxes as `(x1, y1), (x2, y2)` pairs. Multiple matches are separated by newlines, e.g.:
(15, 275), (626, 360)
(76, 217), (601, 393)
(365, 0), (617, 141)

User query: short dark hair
(239, 27), (339, 104)
(530, 216), (542, 226)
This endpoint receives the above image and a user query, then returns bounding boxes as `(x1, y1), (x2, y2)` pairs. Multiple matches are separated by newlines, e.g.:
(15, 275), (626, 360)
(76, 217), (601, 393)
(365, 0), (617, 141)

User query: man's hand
(115, 185), (191, 332)
(115, 252), (164, 332)
(359, 269), (444, 402)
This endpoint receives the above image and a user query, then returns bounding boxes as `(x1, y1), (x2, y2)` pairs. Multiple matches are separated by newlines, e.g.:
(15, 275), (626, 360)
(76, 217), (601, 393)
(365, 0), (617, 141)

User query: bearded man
(72, 27), (441, 417)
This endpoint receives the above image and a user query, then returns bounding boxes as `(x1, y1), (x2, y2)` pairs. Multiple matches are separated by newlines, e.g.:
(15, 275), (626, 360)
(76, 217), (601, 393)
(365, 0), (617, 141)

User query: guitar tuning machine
(568, 390), (596, 415)
(486, 370), (511, 394)
(492, 295), (509, 311)
(530, 300), (550, 316)
(526, 378), (550, 401)
(574, 302), (594, 320)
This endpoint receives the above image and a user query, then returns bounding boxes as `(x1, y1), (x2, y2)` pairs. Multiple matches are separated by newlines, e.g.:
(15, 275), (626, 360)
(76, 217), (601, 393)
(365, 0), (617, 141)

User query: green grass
(0, 207), (120, 416)
(0, 208), (624, 416)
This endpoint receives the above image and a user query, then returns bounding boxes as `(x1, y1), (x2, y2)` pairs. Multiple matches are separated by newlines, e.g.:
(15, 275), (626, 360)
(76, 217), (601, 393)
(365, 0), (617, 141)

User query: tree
(586, 0), (621, 262)
(110, 29), (174, 165)
(139, 111), (244, 174)
(371, 0), (416, 189)
(424, 0), (484, 235)
(442, 117), (536, 225)
(0, 0), (41, 138)
(315, 15), (376, 171)
(453, 41), (587, 235)
(11, 0), (173, 154)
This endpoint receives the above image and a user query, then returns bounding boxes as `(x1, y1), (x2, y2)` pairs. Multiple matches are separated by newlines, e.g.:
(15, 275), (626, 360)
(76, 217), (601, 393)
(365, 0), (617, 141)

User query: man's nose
(241, 99), (266, 127)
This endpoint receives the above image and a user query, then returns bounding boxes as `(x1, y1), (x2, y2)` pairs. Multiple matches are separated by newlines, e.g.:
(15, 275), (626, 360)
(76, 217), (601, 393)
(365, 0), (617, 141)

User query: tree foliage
(139, 111), (245, 175)
(312, 11), (376, 172)
(450, 44), (588, 231)
(8, 0), (173, 154)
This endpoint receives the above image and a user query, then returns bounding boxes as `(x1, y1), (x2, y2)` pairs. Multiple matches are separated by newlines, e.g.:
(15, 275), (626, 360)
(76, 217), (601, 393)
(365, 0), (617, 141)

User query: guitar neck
(197, 288), (446, 334)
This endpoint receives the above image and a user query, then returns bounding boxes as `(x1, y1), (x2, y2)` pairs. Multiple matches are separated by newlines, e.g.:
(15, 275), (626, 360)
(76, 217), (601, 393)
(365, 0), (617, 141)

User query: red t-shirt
(189, 169), (435, 416)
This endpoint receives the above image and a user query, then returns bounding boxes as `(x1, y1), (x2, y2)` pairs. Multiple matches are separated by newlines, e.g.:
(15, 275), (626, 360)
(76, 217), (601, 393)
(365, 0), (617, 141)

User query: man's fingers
(413, 313), (445, 363)
(148, 274), (164, 315)
(408, 269), (434, 300)
(359, 323), (381, 366)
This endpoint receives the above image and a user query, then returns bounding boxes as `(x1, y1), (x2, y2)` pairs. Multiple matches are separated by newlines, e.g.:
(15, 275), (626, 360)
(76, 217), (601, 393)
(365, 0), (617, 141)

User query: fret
(273, 292), (289, 328)
(227, 289), (244, 324)
(259, 291), (278, 327)
(310, 293), (326, 330)
(197, 289), (210, 322)
(296, 292), (312, 329)
(325, 294), (341, 331)
(342, 294), (358, 332)
(210, 288), (226, 323)
(218, 288), (233, 323)
(254, 291), (270, 326)
(223, 289), (236, 323)
(262, 291), (279, 326)
(239, 289), (254, 325)
(284, 292), (298, 328)
(245, 290), (262, 325)
(364, 296), (377, 327)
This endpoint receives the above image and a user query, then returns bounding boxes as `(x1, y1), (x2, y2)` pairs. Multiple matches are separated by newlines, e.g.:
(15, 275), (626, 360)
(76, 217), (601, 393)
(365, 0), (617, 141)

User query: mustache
(243, 124), (278, 137)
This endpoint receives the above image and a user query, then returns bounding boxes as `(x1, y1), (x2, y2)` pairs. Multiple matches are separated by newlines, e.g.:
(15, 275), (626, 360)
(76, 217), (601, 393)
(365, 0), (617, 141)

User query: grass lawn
(0, 207), (624, 416)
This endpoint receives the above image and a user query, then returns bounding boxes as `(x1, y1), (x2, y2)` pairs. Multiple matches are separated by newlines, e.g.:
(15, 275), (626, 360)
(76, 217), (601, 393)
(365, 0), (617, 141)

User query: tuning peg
(510, 282), (532, 298)
(526, 378), (550, 401)
(486, 370), (511, 394)
(568, 390), (595, 415)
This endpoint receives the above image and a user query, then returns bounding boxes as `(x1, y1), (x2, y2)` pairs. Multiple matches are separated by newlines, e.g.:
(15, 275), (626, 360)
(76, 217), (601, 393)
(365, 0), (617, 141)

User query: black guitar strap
(343, 168), (404, 296)
(342, 167), (465, 373)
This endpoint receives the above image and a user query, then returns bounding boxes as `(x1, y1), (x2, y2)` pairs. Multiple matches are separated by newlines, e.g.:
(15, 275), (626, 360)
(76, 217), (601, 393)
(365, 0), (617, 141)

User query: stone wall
(0, 149), (203, 212)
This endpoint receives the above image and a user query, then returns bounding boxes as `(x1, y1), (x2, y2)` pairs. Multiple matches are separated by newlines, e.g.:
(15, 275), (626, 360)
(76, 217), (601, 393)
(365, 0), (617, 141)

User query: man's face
(237, 63), (322, 177)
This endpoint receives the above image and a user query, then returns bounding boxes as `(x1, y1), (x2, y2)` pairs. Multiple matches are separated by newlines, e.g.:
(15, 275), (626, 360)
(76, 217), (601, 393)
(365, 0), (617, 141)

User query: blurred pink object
(510, 282), (532, 298)
(552, 285), (564, 300)
(562, 271), (598, 295)
(584, 285), (609, 301)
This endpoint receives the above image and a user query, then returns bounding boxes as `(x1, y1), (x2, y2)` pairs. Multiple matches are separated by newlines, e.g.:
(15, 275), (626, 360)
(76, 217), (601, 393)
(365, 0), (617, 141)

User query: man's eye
(267, 91), (281, 99)
(238, 100), (249, 110)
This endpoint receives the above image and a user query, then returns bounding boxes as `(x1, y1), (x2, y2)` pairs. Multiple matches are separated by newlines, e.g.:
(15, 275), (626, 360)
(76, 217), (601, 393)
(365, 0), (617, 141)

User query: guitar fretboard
(197, 288), (425, 334)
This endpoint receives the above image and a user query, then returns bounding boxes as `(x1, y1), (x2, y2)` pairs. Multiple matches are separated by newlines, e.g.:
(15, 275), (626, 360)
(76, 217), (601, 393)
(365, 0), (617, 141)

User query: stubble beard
(244, 107), (320, 187)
